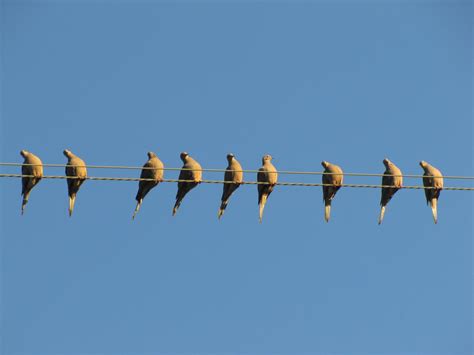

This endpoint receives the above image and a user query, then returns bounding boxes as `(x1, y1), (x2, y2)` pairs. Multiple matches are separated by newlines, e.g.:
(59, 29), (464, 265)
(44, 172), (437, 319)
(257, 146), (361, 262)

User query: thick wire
(1, 162), (473, 180)
(1, 174), (472, 191)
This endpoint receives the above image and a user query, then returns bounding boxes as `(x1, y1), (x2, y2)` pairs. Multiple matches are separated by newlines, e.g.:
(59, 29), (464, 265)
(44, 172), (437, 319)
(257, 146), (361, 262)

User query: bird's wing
(423, 175), (432, 203)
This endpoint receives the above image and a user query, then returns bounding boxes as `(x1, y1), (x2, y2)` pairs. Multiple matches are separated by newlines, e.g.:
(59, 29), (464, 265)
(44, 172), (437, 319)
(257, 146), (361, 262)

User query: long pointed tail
(69, 195), (76, 217)
(378, 205), (386, 225)
(132, 199), (142, 220)
(259, 195), (267, 223)
(430, 198), (438, 224)
(172, 199), (181, 216)
(21, 199), (27, 215)
(324, 202), (331, 223)
(217, 200), (227, 220)
(21, 192), (30, 216)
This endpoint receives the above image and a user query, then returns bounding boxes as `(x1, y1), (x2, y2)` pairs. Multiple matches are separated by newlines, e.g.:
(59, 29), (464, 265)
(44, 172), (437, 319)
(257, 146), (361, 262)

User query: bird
(172, 152), (202, 216)
(218, 153), (243, 219)
(379, 158), (403, 224)
(63, 149), (87, 217)
(321, 161), (343, 222)
(20, 150), (43, 215)
(420, 160), (443, 224)
(132, 152), (164, 220)
(257, 154), (278, 223)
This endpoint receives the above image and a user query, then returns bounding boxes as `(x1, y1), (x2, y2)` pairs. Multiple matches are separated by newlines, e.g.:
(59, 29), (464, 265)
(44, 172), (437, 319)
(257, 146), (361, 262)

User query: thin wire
(1, 162), (473, 180)
(1, 174), (472, 191)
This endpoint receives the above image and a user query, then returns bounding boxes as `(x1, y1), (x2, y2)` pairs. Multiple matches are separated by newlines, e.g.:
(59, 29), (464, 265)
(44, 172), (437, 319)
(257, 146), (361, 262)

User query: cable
(1, 173), (472, 191)
(1, 162), (473, 180)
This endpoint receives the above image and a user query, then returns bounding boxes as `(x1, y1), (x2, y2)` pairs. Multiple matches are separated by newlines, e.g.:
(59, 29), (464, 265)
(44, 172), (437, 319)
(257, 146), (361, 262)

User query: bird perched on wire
(321, 161), (343, 222)
(420, 160), (443, 224)
(20, 150), (43, 215)
(132, 151), (164, 220)
(172, 152), (202, 216)
(257, 154), (278, 223)
(63, 149), (87, 217)
(218, 153), (243, 220)
(379, 158), (403, 225)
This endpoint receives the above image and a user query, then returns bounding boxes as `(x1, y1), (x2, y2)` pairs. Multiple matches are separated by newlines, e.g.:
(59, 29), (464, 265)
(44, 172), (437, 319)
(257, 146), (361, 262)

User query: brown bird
(218, 153), (243, 219)
(132, 152), (164, 220)
(321, 161), (343, 222)
(63, 149), (87, 217)
(20, 150), (43, 215)
(257, 154), (278, 223)
(172, 152), (202, 216)
(420, 160), (443, 224)
(379, 158), (403, 224)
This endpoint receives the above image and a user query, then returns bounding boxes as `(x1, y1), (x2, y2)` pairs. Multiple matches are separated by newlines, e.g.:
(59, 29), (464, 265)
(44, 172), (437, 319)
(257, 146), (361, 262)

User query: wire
(1, 162), (473, 180)
(1, 174), (472, 191)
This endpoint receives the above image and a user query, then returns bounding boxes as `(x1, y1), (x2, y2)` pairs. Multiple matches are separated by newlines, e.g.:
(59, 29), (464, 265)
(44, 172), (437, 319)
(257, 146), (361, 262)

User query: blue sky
(1, 1), (472, 354)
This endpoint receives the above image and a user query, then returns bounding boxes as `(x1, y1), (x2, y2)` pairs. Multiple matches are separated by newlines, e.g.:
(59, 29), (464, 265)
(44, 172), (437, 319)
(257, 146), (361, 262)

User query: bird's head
(20, 150), (29, 158)
(321, 161), (330, 169)
(262, 154), (272, 164)
(383, 158), (392, 168)
(147, 151), (156, 159)
(180, 152), (189, 162)
(226, 153), (235, 162)
(419, 160), (427, 169)
(63, 149), (73, 158)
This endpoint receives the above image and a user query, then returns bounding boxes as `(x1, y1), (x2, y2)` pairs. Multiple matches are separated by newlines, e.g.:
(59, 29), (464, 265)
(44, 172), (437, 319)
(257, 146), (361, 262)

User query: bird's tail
(21, 191), (30, 215)
(172, 199), (181, 216)
(217, 200), (227, 220)
(378, 205), (386, 225)
(259, 194), (268, 223)
(430, 198), (438, 224)
(324, 201), (332, 223)
(69, 194), (76, 217)
(132, 199), (142, 220)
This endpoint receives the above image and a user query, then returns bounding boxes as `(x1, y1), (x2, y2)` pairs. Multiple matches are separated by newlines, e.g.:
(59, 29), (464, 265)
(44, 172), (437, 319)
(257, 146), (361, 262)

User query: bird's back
(186, 158), (202, 182)
(140, 157), (164, 180)
(323, 164), (343, 185)
(381, 166), (402, 206)
(422, 165), (443, 202)
(389, 165), (403, 187)
(430, 167), (443, 189)
(21, 153), (43, 195)
(67, 156), (87, 178)
(23, 154), (43, 177)
(227, 159), (243, 183)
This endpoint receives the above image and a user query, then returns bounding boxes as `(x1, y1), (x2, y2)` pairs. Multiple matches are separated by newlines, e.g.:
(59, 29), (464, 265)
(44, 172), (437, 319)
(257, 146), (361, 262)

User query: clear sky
(1, 1), (472, 354)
